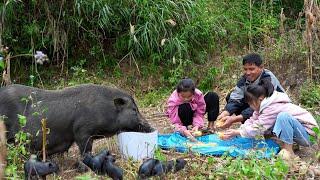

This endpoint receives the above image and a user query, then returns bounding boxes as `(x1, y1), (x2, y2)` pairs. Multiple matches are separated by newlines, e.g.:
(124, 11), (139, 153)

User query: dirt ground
(42, 104), (320, 180)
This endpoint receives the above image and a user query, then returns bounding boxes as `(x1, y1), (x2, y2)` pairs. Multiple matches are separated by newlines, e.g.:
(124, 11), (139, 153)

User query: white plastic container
(117, 130), (158, 161)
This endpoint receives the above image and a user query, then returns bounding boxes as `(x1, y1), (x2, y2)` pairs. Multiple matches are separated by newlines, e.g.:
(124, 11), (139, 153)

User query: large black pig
(0, 84), (152, 156)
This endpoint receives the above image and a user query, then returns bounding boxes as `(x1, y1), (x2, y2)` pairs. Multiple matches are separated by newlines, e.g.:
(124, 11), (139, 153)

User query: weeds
(300, 83), (320, 109)
(75, 173), (98, 180)
(5, 114), (30, 179)
(137, 89), (169, 108)
(0, 0), (287, 73)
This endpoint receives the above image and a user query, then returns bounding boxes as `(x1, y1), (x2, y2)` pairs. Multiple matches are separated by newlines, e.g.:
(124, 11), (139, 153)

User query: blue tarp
(158, 133), (280, 158)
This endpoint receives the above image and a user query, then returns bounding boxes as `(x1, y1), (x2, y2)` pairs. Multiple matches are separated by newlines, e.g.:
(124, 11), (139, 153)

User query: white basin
(117, 130), (158, 161)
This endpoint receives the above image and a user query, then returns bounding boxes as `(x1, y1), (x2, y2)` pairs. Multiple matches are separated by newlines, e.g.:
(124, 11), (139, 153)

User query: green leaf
(312, 127), (320, 136)
(0, 59), (4, 70)
(310, 136), (316, 144)
(20, 97), (29, 103)
(17, 114), (27, 126)
(207, 157), (215, 165)
(36, 130), (40, 136)
(21, 146), (26, 155)
(32, 112), (40, 116)
(20, 132), (27, 141)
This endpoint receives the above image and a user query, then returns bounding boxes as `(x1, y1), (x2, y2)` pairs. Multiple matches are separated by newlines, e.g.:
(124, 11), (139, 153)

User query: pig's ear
(114, 97), (128, 110)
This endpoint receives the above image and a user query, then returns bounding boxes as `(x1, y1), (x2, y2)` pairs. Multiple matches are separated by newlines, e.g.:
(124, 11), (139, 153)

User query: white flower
(34, 51), (45, 59)
(34, 51), (49, 65)
(166, 19), (176, 26)
(130, 23), (135, 35)
(161, 39), (167, 46)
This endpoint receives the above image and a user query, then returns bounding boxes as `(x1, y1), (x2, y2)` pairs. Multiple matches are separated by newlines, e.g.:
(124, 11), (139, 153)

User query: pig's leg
(75, 135), (93, 156)
(74, 134), (93, 172)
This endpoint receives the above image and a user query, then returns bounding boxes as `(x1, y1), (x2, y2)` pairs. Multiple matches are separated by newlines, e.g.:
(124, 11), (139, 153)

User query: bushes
(0, 0), (283, 69)
(300, 83), (320, 109)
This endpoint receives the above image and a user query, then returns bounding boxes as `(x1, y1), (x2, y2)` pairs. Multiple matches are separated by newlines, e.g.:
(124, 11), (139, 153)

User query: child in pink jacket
(166, 78), (219, 138)
(223, 79), (319, 159)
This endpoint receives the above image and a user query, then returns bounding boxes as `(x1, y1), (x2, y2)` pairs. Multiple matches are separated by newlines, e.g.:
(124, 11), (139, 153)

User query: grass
(300, 83), (320, 109)
(68, 147), (296, 180)
(68, 148), (290, 179)
(136, 88), (170, 108)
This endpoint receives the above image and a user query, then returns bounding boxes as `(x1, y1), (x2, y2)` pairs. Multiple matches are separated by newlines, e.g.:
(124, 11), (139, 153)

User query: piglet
(174, 158), (187, 173)
(138, 158), (158, 178)
(82, 149), (110, 174)
(24, 154), (59, 180)
(163, 160), (174, 173)
(152, 160), (165, 176)
(102, 155), (123, 180)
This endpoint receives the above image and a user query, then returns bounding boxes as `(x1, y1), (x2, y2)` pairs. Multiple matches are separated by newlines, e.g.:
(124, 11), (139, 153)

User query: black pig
(0, 84), (153, 156)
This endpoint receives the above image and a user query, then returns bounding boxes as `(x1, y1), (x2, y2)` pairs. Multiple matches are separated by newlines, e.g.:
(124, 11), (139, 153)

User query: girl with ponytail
(166, 78), (219, 139)
(221, 79), (319, 159)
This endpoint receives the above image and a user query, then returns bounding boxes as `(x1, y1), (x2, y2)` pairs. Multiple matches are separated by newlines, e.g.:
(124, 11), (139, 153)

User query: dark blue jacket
(225, 69), (286, 122)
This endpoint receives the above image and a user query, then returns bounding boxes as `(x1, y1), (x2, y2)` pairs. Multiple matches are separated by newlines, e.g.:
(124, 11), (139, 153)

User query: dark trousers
(225, 92), (249, 115)
(178, 92), (219, 127)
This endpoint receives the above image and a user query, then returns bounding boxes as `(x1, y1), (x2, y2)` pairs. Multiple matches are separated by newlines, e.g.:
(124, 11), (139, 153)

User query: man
(217, 53), (286, 128)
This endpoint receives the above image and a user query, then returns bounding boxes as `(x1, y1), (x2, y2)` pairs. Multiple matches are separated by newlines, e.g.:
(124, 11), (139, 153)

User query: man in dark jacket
(217, 53), (286, 129)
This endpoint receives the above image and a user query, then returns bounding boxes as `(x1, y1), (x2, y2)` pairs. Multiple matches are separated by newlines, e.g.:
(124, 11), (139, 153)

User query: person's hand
(183, 129), (193, 137)
(191, 126), (199, 132)
(217, 111), (230, 121)
(219, 116), (235, 129)
(223, 129), (240, 140)
(183, 129), (197, 142)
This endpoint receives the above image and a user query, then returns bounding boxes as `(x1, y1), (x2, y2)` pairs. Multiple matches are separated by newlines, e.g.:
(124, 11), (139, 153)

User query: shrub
(300, 83), (320, 109)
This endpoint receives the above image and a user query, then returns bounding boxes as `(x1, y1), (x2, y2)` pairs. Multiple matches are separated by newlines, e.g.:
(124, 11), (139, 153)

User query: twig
(3, 53), (11, 85)
(41, 118), (47, 180)
(148, 112), (167, 117)
(188, 156), (207, 163)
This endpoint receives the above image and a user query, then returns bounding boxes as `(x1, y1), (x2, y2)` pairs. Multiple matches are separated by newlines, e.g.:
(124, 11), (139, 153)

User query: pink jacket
(166, 89), (206, 132)
(240, 91), (319, 138)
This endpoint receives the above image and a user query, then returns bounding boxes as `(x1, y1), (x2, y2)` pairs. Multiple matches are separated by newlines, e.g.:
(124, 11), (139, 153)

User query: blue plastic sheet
(158, 133), (280, 158)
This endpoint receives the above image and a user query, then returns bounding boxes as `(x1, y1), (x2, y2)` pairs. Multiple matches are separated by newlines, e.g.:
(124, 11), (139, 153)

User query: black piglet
(174, 158), (187, 173)
(138, 158), (158, 179)
(82, 150), (110, 174)
(24, 155), (59, 180)
(102, 155), (123, 180)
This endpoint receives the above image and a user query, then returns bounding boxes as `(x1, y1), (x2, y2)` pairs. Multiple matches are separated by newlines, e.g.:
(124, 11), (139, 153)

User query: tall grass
(0, 0), (283, 66)
(1, 0), (318, 87)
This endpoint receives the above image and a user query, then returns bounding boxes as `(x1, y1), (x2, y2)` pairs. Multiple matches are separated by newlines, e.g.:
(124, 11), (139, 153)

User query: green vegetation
(2, 0), (314, 85)
(300, 83), (320, 109)
(1, 0), (320, 179)
(5, 114), (30, 178)
(189, 155), (289, 179)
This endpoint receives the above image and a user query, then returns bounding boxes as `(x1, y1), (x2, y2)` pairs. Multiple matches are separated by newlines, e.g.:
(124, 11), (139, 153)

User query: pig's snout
(138, 120), (154, 133)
